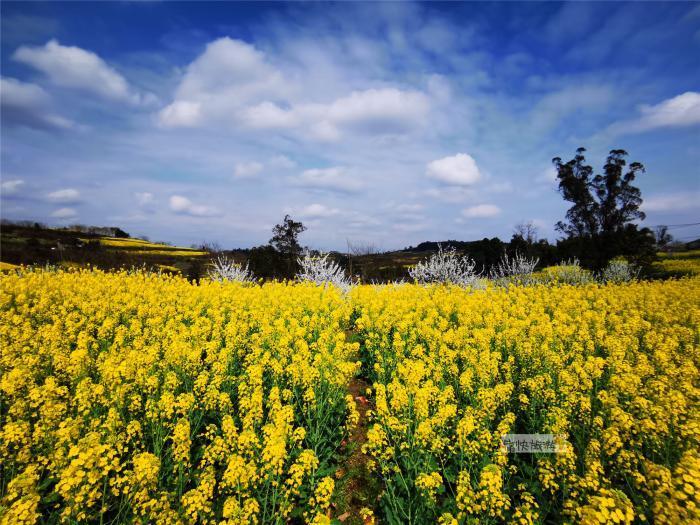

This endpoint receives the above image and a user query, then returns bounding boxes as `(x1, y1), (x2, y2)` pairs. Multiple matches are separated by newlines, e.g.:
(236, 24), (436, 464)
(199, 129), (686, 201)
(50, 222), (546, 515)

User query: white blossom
(209, 255), (253, 282)
(408, 244), (481, 287)
(489, 251), (539, 284)
(600, 258), (638, 284)
(296, 251), (352, 291)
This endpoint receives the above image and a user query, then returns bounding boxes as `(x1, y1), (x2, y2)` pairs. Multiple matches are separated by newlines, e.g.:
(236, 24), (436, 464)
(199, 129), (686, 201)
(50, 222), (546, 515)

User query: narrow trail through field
(332, 330), (378, 524)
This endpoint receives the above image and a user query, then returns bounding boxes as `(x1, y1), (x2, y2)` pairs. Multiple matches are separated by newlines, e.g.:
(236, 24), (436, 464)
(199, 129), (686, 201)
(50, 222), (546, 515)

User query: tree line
(218, 147), (665, 281)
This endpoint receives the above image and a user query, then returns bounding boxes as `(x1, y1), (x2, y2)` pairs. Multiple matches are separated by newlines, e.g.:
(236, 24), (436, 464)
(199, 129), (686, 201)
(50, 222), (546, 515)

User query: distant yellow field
(658, 249), (700, 259)
(81, 237), (208, 256)
(128, 249), (208, 257)
(653, 250), (700, 276)
(0, 261), (20, 271)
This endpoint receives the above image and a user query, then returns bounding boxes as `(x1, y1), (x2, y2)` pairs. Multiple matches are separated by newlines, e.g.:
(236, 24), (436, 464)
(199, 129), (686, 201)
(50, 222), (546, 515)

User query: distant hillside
(686, 238), (700, 250)
(0, 222), (212, 278)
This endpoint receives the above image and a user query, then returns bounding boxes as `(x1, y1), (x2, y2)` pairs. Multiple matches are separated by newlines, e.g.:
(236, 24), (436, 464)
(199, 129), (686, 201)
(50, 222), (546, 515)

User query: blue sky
(1, 1), (699, 250)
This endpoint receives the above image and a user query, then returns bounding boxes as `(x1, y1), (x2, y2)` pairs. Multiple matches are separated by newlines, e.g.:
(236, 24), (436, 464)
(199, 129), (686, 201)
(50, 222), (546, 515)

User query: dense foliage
(553, 148), (656, 270)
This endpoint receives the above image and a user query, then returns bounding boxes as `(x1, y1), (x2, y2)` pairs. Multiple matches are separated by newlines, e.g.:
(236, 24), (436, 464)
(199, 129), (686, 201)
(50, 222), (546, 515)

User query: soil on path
(331, 330), (380, 524)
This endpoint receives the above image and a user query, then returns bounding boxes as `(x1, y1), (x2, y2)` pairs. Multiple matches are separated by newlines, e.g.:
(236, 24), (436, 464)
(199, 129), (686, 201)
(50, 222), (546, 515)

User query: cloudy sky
(1, 2), (699, 250)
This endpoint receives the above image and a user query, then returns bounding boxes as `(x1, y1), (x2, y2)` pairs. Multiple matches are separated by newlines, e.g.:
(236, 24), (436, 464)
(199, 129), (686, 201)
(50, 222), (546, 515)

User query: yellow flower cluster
(352, 277), (700, 523)
(0, 269), (359, 524)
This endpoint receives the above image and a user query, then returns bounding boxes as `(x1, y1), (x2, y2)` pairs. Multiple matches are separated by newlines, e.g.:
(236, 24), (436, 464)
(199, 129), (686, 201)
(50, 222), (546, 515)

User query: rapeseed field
(1, 270), (698, 524)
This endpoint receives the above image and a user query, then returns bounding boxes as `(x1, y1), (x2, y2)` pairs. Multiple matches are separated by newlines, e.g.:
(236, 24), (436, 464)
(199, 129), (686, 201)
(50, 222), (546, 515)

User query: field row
(1, 270), (699, 524)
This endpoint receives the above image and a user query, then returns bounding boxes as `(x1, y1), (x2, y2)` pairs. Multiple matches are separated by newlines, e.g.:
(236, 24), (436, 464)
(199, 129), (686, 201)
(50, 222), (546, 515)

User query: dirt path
(331, 330), (379, 524)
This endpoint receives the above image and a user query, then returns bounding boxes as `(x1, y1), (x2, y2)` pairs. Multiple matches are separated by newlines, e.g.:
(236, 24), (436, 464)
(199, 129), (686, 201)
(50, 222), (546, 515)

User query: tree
(511, 221), (539, 259)
(553, 147), (655, 269)
(513, 221), (538, 245)
(269, 215), (306, 277)
(655, 225), (673, 251)
(347, 239), (380, 281)
(248, 245), (286, 279)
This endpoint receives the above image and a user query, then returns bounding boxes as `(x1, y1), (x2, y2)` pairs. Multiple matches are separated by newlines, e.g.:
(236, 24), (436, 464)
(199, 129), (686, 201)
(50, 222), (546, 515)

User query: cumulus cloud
(462, 204), (500, 218)
(426, 153), (482, 186)
(297, 203), (341, 218)
(322, 88), (429, 135)
(1, 76), (74, 130)
(158, 38), (284, 127)
(169, 195), (221, 217)
(157, 37), (430, 141)
(13, 39), (152, 105)
(1, 179), (25, 197)
(233, 161), (264, 179)
(293, 167), (364, 193)
(609, 92), (700, 135)
(46, 188), (81, 204)
(50, 207), (78, 219)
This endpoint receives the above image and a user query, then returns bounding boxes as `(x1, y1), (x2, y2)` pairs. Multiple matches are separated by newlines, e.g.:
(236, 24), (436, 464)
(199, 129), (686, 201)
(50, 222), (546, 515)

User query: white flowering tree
(600, 258), (638, 284)
(296, 251), (352, 291)
(208, 255), (254, 282)
(408, 245), (481, 287)
(489, 251), (540, 285)
(547, 258), (595, 285)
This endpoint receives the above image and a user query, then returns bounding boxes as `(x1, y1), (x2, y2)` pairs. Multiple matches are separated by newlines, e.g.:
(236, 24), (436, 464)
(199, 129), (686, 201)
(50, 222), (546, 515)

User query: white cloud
(298, 203), (340, 218)
(13, 40), (151, 105)
(1, 179), (25, 197)
(293, 167), (364, 193)
(169, 195), (221, 217)
(462, 204), (500, 218)
(324, 88), (429, 134)
(158, 37), (285, 127)
(51, 207), (77, 219)
(157, 101), (202, 127)
(233, 161), (264, 179)
(175, 38), (283, 101)
(46, 188), (81, 204)
(2, 76), (48, 106)
(426, 153), (482, 186)
(135, 192), (154, 206)
(610, 92), (700, 134)
(307, 119), (341, 142)
(293, 88), (429, 140)
(241, 102), (299, 129)
(643, 191), (700, 212)
(1, 76), (74, 130)
(157, 37), (430, 140)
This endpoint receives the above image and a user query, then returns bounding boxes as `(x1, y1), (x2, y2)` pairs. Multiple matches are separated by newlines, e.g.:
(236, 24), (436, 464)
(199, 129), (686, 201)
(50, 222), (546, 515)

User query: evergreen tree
(553, 148), (655, 269)
(269, 215), (306, 277)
